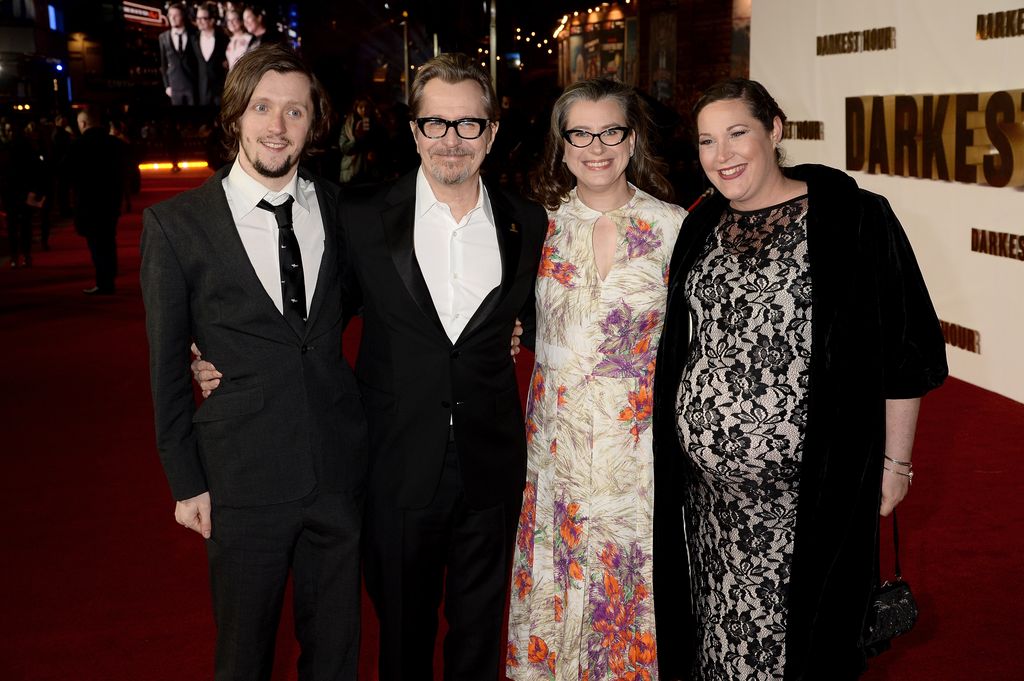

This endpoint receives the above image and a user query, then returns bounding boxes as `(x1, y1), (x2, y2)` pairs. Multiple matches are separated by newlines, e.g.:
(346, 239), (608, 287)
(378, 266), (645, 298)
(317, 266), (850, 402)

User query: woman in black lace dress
(651, 79), (948, 680)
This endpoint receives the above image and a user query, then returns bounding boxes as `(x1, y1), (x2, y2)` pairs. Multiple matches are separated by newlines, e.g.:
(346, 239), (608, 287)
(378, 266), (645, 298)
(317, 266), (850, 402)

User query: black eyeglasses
(561, 126), (632, 148)
(415, 117), (492, 140)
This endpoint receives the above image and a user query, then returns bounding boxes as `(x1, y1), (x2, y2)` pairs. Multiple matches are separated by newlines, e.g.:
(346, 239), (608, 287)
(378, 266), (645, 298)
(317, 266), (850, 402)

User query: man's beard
(252, 154), (297, 179)
(427, 148), (474, 185)
(243, 137), (299, 179)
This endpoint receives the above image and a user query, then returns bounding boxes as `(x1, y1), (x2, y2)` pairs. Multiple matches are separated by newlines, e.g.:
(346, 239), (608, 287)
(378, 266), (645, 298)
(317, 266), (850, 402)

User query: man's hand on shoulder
(175, 491), (212, 538)
(191, 342), (222, 398)
(511, 318), (523, 356)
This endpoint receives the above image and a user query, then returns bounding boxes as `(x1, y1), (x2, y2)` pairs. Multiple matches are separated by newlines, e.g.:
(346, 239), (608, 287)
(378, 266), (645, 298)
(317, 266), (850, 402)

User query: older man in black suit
(340, 54), (546, 680)
(193, 2), (228, 107)
(141, 46), (367, 680)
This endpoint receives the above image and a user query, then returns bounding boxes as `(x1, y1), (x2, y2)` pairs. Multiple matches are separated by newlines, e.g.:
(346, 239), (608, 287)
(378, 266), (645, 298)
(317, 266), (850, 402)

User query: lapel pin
(509, 222), (519, 234)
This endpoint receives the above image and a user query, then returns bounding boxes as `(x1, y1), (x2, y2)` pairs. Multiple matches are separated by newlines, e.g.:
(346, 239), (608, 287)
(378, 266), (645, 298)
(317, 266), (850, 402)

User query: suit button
(451, 350), (460, 359)
(301, 345), (309, 353)
(441, 400), (451, 409)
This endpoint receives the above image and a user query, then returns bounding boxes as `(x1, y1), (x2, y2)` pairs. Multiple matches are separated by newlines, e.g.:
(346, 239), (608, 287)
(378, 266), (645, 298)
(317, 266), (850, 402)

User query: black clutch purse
(863, 512), (918, 655)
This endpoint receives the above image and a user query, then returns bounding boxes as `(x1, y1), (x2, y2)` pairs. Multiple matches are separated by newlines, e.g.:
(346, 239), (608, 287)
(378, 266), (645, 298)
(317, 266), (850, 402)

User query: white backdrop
(751, 0), (1024, 404)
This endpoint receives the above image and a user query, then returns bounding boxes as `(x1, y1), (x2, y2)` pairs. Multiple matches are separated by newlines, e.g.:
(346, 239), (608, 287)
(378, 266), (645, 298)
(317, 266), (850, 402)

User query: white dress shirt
(222, 161), (325, 316)
(172, 29), (188, 52)
(199, 31), (216, 61)
(414, 168), (501, 343)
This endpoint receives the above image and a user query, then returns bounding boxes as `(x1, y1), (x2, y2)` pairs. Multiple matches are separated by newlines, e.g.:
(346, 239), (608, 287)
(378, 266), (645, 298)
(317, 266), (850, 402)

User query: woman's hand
(879, 467), (910, 516)
(880, 398), (920, 516)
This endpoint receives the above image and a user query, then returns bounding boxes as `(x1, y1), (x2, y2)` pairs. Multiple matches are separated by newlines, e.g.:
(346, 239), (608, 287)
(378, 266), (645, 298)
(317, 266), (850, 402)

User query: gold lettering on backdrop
(845, 90), (1024, 187)
(971, 228), (1024, 261)
(939, 320), (983, 354)
(817, 26), (896, 55)
(977, 9), (1024, 39)
(782, 121), (825, 140)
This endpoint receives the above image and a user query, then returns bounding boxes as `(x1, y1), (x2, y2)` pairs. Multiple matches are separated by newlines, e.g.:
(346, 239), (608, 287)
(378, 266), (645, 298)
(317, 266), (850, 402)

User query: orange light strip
(138, 161), (210, 171)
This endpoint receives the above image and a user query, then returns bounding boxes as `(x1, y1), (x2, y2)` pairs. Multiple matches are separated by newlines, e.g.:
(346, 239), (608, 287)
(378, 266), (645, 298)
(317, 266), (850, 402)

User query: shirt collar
(225, 160), (308, 219)
(415, 166), (490, 224)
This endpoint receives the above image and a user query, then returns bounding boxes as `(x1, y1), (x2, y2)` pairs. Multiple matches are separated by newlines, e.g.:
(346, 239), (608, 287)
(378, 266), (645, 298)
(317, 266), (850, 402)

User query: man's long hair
(219, 44), (333, 160)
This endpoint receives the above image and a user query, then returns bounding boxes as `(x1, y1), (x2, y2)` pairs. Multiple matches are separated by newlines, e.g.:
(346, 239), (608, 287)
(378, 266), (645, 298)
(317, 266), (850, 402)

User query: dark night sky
(293, 0), (586, 108)
(297, 0), (583, 56)
(55, 0), (584, 55)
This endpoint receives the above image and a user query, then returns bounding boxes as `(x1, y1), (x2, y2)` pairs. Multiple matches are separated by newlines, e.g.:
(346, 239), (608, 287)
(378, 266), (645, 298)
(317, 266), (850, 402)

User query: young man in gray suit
(141, 45), (366, 680)
(158, 3), (199, 106)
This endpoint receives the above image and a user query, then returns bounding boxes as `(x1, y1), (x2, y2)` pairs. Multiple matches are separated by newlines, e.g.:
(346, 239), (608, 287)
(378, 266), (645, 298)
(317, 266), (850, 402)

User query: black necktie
(257, 196), (306, 332)
(176, 32), (184, 54)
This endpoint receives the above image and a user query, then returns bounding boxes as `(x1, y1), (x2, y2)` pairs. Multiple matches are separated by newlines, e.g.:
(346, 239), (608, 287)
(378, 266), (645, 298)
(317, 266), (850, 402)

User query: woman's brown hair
(531, 78), (673, 211)
(692, 78), (787, 165)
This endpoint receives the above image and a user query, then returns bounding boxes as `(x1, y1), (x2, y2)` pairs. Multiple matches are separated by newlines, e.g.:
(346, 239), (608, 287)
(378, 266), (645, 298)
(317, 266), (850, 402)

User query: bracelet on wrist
(884, 464), (914, 483)
(884, 454), (913, 469)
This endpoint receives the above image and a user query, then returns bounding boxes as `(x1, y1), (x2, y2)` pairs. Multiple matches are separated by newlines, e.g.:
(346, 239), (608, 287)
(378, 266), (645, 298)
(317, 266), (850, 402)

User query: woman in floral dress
(507, 79), (686, 681)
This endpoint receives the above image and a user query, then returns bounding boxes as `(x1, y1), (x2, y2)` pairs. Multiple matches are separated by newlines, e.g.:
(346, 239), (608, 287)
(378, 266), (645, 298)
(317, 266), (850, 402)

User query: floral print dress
(507, 187), (685, 681)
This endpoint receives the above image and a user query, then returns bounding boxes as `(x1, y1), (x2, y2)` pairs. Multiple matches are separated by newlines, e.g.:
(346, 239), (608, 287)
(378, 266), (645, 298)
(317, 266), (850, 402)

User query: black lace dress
(675, 196), (812, 680)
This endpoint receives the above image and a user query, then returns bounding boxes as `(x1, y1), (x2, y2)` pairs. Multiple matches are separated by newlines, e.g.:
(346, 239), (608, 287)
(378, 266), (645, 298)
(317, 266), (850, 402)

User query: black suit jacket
(159, 29), (199, 97)
(340, 170), (546, 509)
(67, 128), (126, 231)
(141, 165), (367, 507)
(247, 28), (283, 52)
(192, 31), (228, 107)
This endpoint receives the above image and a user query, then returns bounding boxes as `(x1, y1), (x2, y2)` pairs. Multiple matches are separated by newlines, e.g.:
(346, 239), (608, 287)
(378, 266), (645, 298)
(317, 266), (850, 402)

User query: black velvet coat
(651, 164), (948, 680)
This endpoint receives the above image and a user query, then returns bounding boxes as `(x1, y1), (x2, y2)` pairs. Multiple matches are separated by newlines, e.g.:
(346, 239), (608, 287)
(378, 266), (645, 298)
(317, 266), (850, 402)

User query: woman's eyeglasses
(561, 126), (632, 148)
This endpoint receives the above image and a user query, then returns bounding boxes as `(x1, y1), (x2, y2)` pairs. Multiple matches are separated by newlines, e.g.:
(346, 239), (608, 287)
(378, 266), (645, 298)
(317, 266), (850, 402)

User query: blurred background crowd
(1, 0), (754, 266)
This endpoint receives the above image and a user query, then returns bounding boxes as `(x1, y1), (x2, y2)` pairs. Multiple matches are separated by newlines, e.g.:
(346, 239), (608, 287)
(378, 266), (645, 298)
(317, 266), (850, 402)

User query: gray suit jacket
(141, 165), (367, 507)
(159, 29), (198, 97)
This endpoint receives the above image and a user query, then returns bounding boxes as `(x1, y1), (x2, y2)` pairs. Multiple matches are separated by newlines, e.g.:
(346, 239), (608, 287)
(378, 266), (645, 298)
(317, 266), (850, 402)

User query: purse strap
(875, 509), (905, 585)
(892, 510), (902, 581)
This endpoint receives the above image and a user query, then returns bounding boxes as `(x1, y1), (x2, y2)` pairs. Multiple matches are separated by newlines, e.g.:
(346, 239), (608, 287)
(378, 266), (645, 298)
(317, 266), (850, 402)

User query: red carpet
(1, 171), (1021, 680)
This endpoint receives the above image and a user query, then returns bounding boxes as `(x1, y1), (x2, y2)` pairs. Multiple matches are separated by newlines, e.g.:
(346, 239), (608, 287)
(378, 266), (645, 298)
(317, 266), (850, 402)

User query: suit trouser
(82, 219), (118, 291)
(207, 489), (362, 681)
(365, 433), (519, 681)
(171, 90), (196, 106)
(6, 202), (32, 260)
